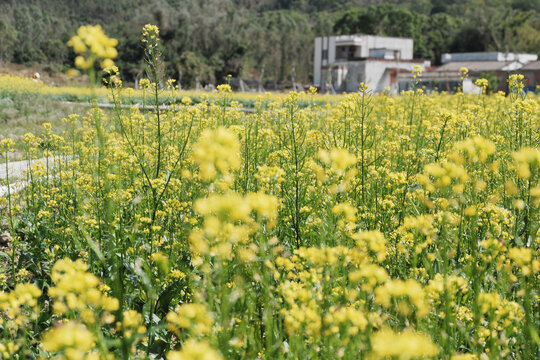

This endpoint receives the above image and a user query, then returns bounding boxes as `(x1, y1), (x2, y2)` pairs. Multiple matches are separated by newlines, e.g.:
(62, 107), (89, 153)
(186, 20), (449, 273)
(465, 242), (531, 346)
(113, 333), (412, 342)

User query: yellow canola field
(0, 80), (539, 360)
(0, 74), (341, 106)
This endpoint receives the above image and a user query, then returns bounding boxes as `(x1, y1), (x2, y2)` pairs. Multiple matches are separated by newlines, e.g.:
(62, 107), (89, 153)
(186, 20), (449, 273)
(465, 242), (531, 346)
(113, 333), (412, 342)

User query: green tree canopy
(0, 0), (538, 86)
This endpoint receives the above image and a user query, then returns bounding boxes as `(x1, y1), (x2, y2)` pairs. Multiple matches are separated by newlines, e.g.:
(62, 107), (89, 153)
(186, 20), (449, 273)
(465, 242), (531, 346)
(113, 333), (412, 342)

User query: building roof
(325, 58), (429, 68)
(317, 34), (413, 41)
(521, 61), (540, 71)
(441, 52), (538, 63)
(396, 70), (461, 80)
(435, 61), (517, 73)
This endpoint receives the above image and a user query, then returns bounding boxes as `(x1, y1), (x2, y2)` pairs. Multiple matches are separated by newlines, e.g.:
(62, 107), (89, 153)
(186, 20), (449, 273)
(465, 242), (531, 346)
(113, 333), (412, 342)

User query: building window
(322, 49), (328, 61)
(336, 45), (361, 60)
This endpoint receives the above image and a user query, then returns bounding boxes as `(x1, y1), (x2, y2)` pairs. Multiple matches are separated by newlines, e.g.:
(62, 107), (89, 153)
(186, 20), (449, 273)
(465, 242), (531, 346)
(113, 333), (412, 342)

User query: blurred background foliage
(0, 0), (539, 87)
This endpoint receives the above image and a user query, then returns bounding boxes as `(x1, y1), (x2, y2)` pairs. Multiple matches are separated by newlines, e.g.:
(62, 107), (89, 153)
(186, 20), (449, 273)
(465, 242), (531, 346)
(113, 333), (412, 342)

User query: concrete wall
(364, 60), (428, 93)
(326, 60), (429, 93)
(314, 37), (322, 86)
(328, 37), (336, 64)
(314, 36), (334, 86)
(364, 35), (413, 60)
(463, 79), (482, 94)
(338, 62), (366, 92)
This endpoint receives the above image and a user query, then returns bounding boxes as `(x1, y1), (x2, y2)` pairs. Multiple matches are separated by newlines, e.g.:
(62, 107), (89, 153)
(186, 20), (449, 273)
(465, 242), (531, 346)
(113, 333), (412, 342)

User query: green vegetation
(0, 92), (87, 161)
(1, 0), (539, 87)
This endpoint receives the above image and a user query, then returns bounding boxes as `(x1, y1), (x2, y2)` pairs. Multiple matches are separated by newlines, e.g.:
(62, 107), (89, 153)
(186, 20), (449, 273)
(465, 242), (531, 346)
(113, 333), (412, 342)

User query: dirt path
(62, 101), (255, 113)
(0, 157), (64, 197)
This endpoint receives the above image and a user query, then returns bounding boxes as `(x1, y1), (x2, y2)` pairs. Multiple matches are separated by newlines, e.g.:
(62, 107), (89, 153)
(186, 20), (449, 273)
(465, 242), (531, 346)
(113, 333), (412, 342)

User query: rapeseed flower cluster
(49, 259), (119, 316)
(141, 24), (160, 47)
(41, 321), (98, 360)
(67, 25), (118, 71)
(191, 127), (241, 182)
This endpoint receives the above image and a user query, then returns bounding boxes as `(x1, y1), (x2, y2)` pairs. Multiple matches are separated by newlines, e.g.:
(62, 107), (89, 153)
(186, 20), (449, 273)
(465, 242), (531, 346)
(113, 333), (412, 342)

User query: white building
(313, 34), (430, 93)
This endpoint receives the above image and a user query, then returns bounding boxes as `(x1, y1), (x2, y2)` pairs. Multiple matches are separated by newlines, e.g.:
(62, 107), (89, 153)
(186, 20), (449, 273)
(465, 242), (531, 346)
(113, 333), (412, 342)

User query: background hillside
(1, 0), (539, 87)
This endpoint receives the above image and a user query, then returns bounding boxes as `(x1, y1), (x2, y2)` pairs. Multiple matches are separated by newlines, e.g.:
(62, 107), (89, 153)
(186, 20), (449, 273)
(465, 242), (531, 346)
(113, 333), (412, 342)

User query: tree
(0, 19), (18, 63)
(424, 13), (461, 64)
(333, 5), (430, 59)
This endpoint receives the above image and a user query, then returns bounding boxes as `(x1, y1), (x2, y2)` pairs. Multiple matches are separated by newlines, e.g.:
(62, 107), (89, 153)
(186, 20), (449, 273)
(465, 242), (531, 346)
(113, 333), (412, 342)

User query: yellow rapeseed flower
(67, 25), (118, 70)
(167, 339), (223, 360)
(370, 328), (439, 360)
